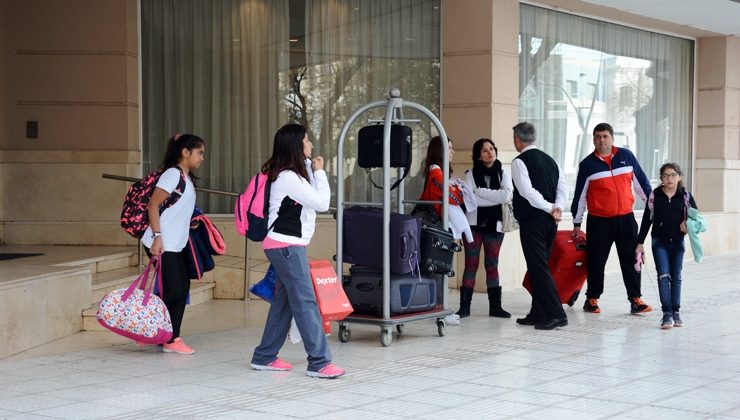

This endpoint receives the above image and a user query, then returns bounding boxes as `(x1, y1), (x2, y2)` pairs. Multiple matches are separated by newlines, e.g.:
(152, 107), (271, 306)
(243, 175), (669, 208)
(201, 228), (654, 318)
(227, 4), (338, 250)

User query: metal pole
(335, 100), (387, 278)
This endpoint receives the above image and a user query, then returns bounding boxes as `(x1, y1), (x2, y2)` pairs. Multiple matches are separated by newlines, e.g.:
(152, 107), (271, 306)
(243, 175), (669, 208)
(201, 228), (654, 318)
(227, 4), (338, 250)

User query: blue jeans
(251, 246), (332, 371)
(651, 237), (685, 313)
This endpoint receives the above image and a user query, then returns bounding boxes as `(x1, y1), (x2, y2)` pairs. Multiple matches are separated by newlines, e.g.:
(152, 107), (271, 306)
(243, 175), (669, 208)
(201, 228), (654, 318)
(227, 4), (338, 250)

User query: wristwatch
(151, 231), (162, 240)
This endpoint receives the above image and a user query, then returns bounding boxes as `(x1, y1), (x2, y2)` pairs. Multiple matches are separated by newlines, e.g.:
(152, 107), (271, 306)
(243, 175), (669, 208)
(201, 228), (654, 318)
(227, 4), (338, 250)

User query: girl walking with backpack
(250, 123), (345, 379)
(636, 163), (697, 329)
(142, 133), (205, 354)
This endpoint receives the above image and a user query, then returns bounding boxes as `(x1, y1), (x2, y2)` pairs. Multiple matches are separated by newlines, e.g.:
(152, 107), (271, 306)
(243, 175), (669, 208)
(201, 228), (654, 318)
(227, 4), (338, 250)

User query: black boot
(456, 286), (473, 318)
(488, 286), (511, 318)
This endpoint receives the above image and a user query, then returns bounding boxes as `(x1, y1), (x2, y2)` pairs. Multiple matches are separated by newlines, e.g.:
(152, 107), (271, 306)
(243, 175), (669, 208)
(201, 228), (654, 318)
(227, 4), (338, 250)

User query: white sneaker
(444, 314), (460, 326)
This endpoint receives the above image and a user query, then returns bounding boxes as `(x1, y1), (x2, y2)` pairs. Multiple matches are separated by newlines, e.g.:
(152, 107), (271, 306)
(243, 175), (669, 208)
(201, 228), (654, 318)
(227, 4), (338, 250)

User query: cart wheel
(567, 290), (580, 307)
(437, 320), (446, 337)
(396, 324), (404, 334)
(380, 327), (393, 347)
(338, 325), (351, 343)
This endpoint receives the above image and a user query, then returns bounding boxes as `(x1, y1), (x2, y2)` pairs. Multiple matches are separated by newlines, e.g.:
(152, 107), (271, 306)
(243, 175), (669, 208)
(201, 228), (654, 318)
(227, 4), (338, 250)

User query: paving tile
(0, 253), (738, 418)
(32, 401), (132, 419)
(0, 394), (76, 412)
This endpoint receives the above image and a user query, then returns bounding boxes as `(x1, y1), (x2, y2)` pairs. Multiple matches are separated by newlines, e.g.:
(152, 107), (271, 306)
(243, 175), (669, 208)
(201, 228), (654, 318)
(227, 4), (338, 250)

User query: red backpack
(120, 168), (187, 239)
(234, 172), (272, 241)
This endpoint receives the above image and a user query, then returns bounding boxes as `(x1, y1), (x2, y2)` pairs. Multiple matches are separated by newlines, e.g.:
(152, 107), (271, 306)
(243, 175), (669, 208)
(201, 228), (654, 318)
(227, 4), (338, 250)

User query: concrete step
(83, 280), (215, 331)
(90, 266), (142, 305)
(56, 250), (136, 274)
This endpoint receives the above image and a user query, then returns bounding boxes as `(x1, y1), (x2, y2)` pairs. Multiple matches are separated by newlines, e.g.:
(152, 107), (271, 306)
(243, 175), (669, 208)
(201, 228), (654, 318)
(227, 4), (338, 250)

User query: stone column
(696, 36), (740, 213)
(441, 0), (519, 160)
(442, 0), (525, 291)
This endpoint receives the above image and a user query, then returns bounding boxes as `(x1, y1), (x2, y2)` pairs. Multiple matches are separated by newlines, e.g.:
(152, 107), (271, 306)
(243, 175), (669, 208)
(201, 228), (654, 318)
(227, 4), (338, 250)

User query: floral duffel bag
(96, 256), (173, 344)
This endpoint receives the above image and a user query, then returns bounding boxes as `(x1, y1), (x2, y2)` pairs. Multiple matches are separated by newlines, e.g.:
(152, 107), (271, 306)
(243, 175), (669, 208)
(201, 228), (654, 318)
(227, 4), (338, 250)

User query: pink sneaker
(162, 337), (195, 355)
(306, 363), (345, 379)
(251, 358), (293, 371)
(133, 340), (147, 348)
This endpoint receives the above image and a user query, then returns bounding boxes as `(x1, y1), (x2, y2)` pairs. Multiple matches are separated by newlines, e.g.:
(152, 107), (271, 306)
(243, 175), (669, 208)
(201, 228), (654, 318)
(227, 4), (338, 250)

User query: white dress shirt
(510, 145), (568, 213)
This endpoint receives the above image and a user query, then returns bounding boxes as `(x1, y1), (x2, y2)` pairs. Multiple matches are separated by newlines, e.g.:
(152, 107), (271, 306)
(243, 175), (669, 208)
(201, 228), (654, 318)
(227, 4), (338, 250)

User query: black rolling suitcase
(343, 206), (420, 274)
(343, 265), (437, 316)
(419, 219), (461, 277)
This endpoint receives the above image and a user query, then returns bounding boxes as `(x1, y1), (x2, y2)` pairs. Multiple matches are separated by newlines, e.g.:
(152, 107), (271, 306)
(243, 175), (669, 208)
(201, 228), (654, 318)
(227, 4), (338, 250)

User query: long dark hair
(471, 138), (502, 177)
(262, 123), (309, 182)
(423, 136), (453, 178)
(160, 133), (205, 181)
(660, 162), (684, 191)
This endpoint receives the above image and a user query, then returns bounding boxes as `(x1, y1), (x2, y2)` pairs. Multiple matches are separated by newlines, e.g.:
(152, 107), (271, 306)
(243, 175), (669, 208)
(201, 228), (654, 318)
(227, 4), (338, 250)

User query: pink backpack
(120, 168), (186, 238)
(235, 172), (272, 241)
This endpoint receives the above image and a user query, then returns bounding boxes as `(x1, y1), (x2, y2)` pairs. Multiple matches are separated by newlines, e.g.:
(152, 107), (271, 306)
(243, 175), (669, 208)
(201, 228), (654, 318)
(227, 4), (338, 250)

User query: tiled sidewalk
(1, 254), (739, 419)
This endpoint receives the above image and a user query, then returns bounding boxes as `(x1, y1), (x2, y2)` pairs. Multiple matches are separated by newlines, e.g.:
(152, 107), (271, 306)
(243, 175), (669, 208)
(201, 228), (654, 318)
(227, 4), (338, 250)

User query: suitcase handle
(400, 234), (418, 259)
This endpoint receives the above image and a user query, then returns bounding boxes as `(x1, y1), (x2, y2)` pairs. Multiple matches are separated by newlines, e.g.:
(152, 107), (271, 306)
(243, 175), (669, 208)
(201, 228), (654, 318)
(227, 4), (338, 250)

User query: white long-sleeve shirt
(463, 167), (514, 232)
(511, 145), (568, 213)
(265, 169), (330, 246)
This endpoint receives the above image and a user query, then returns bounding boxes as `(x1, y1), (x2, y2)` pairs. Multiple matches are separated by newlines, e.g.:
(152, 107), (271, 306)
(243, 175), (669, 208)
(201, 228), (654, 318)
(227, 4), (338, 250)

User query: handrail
(102, 173), (238, 197)
(102, 172), (252, 302)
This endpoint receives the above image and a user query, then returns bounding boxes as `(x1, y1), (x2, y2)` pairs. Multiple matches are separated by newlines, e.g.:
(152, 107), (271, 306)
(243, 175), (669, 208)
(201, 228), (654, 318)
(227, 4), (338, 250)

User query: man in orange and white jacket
(570, 122), (654, 315)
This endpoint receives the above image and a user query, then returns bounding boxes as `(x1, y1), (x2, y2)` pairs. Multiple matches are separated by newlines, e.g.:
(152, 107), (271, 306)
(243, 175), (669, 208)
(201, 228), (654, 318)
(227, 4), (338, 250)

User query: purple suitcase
(343, 206), (420, 274)
(344, 265), (437, 316)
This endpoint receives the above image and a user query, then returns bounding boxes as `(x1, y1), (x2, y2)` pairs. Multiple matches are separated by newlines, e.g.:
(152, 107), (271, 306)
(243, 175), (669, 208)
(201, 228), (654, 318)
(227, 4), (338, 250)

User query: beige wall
(0, 0), (139, 245)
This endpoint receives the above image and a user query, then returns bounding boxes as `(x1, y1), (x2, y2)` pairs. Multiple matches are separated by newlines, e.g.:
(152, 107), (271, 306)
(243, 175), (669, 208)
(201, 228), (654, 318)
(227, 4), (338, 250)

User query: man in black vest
(511, 122), (568, 330)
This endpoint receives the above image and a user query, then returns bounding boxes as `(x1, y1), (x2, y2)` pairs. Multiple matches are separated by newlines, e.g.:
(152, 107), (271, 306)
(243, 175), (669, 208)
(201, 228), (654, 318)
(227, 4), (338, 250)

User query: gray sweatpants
(251, 246), (332, 372)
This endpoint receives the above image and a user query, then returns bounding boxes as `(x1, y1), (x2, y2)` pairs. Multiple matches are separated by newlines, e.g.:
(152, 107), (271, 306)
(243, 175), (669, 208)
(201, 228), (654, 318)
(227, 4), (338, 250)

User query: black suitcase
(343, 265), (437, 316)
(419, 219), (461, 277)
(357, 124), (412, 168)
(343, 206), (421, 274)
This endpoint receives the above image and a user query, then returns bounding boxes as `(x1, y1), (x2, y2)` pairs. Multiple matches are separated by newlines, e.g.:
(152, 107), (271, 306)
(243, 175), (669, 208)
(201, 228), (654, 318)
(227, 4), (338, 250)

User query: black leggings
(145, 248), (190, 341)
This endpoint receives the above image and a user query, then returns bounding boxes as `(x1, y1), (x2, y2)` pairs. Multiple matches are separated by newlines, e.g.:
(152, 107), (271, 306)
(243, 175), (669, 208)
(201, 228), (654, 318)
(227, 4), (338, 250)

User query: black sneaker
(660, 312), (673, 329)
(583, 298), (601, 313)
(630, 297), (652, 314)
(672, 311), (683, 327)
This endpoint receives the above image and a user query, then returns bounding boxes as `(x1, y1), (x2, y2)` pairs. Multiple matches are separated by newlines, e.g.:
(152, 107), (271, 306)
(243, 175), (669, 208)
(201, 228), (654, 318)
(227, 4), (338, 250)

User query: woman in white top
(250, 124), (345, 379)
(143, 133), (205, 354)
(459, 138), (513, 319)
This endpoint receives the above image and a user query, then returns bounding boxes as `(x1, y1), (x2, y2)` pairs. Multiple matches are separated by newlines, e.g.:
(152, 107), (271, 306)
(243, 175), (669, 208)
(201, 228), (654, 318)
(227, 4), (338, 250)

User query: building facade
(1, 0), (738, 289)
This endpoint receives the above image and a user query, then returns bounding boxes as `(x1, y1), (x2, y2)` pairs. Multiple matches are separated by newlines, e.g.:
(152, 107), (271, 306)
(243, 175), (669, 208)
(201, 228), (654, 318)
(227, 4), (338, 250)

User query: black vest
(512, 148), (559, 224)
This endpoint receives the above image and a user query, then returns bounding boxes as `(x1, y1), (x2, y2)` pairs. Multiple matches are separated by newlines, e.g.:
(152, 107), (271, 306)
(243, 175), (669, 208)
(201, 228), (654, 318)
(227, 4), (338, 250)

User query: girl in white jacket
(250, 124), (345, 379)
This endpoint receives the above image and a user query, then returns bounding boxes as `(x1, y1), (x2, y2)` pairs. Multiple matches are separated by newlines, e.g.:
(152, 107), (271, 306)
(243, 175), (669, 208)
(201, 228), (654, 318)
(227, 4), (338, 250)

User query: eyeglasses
(660, 173), (679, 179)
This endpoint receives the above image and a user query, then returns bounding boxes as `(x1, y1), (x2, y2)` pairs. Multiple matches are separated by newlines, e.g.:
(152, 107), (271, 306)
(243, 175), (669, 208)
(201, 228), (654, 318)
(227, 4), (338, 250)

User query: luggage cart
(335, 88), (454, 347)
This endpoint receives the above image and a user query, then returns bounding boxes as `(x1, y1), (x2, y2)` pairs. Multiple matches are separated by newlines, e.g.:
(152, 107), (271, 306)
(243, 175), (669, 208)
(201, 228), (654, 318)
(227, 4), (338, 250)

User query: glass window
(142, 0), (440, 213)
(519, 4), (694, 208)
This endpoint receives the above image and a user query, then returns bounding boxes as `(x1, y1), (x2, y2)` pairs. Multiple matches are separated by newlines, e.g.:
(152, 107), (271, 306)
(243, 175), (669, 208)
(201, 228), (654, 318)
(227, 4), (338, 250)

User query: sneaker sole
(251, 363), (291, 371)
(673, 323), (684, 327)
(660, 324), (673, 329)
(306, 370), (345, 379)
(162, 348), (194, 355)
(631, 308), (653, 314)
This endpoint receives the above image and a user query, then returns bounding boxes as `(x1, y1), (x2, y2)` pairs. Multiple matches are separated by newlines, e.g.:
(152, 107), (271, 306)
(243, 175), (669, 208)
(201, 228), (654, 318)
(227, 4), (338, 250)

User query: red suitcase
(523, 230), (587, 306)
